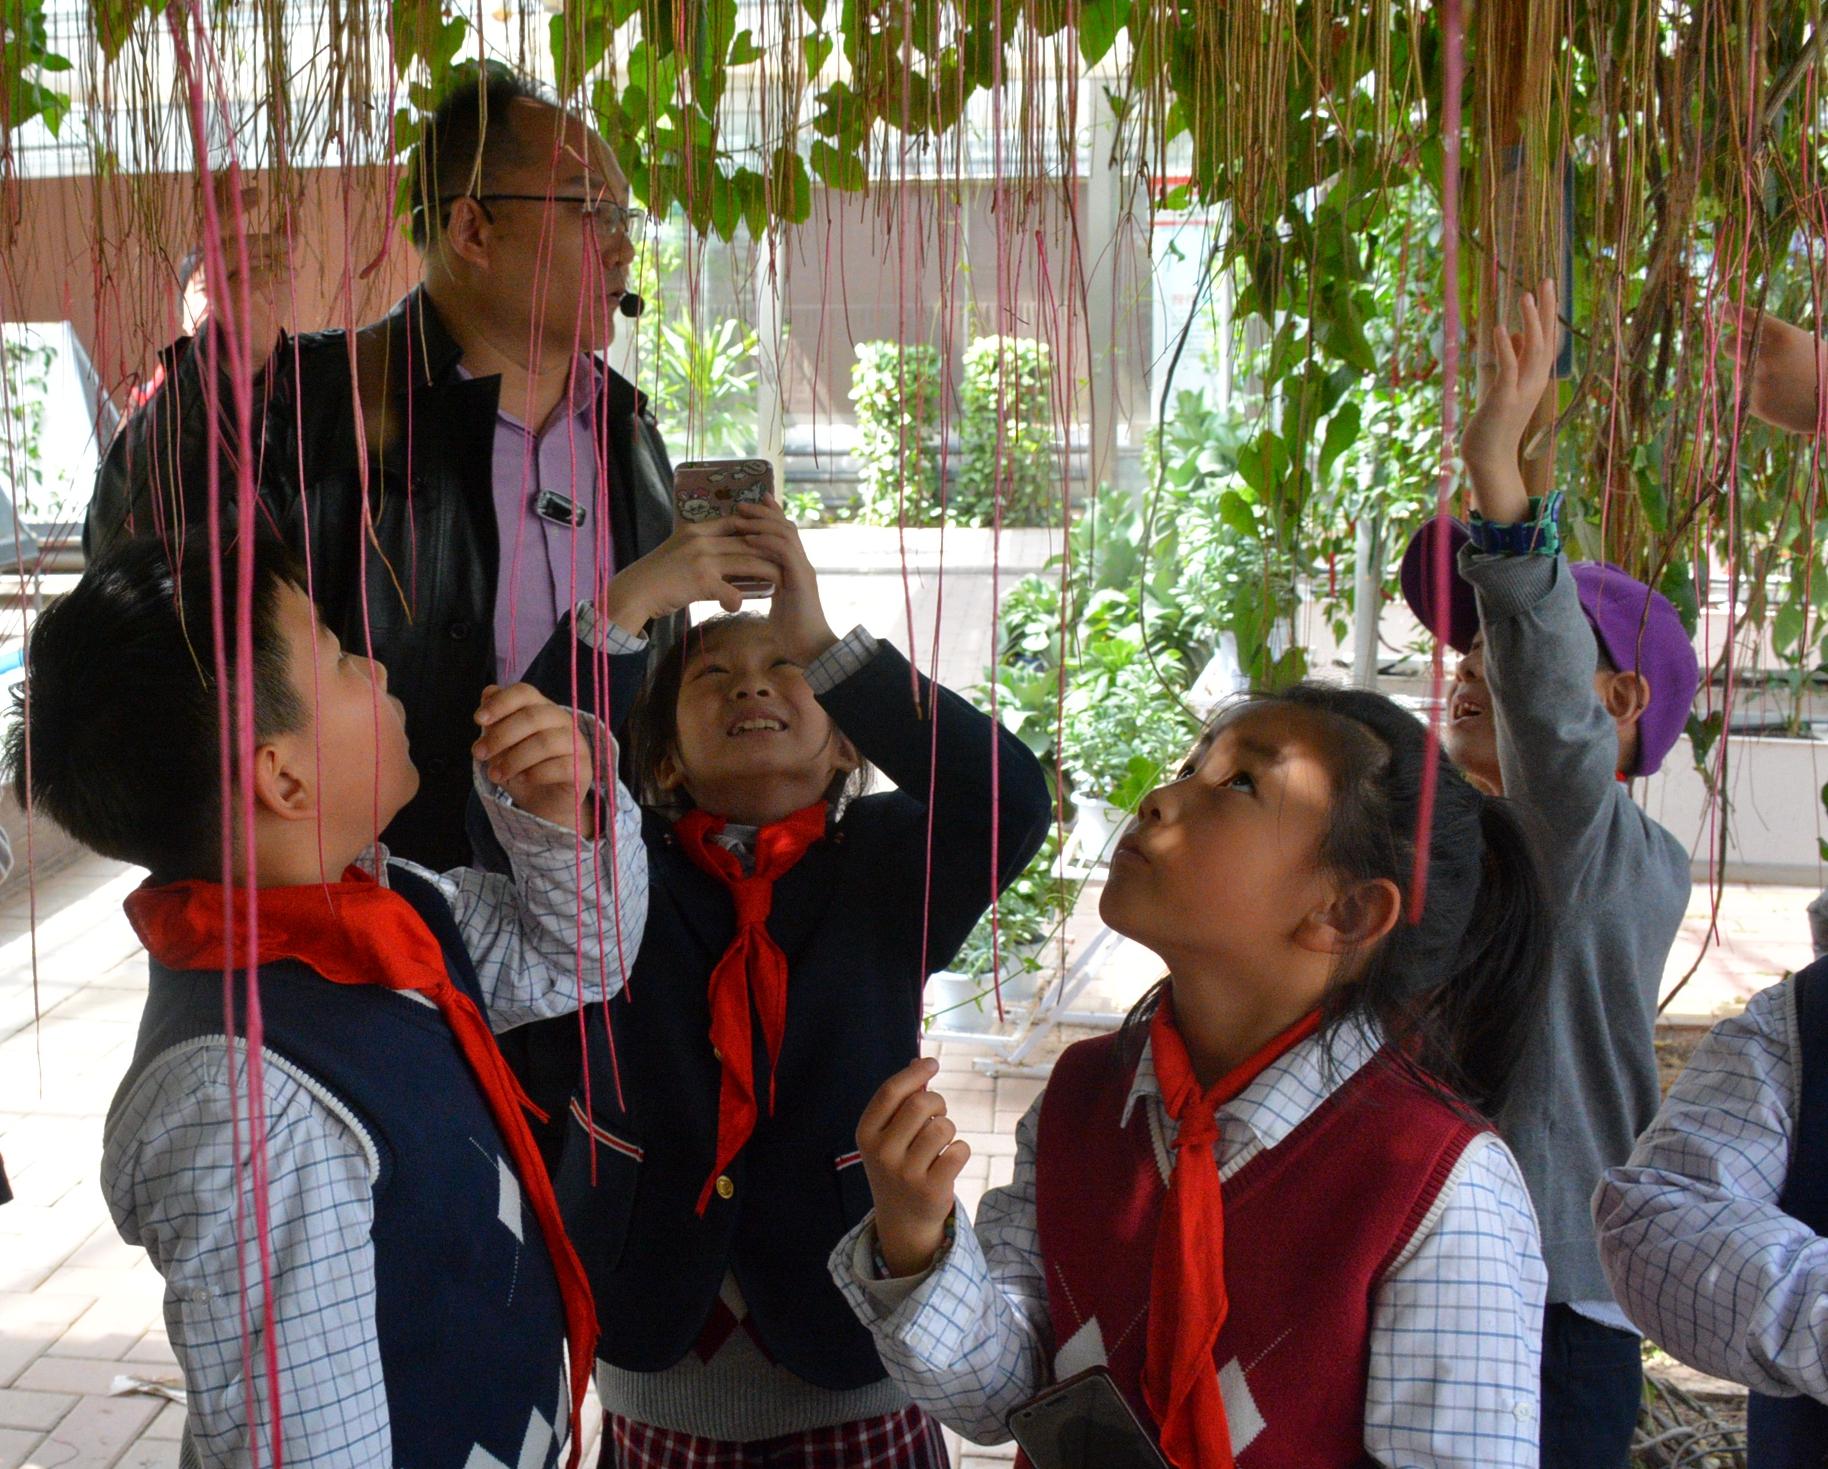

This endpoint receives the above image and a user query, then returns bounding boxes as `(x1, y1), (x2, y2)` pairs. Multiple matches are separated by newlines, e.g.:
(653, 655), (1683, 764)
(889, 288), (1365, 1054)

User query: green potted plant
(1058, 621), (1199, 859)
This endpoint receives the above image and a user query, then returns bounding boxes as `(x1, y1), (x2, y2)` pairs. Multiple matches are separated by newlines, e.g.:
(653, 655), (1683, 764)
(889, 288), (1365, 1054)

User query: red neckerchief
(1143, 997), (1323, 1469)
(672, 802), (828, 1214)
(124, 867), (598, 1469)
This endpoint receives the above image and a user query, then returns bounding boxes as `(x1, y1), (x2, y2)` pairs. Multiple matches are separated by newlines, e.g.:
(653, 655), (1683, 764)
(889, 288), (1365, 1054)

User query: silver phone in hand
(1007, 1368), (1172, 1469)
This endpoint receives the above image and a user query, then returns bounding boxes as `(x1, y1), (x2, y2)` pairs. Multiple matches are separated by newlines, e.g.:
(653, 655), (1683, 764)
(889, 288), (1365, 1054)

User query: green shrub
(849, 341), (944, 526)
(956, 336), (1057, 527)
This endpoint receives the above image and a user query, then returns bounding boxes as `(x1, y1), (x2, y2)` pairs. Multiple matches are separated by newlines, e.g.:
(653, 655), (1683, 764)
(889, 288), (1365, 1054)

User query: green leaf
(702, 0), (739, 77)
(93, 0), (163, 61)
(1686, 710), (1725, 768)
(1217, 490), (1259, 539)
(1109, 755), (1166, 812)
(430, 16), (468, 78)
(709, 169), (740, 240)
(728, 27), (763, 66)
(803, 31), (834, 75)
(770, 145), (814, 222)
(810, 138), (867, 192)
(1078, 0), (1129, 66)
(733, 167), (768, 239)
(1318, 400), (1360, 480)
(1774, 598), (1806, 653)
(1638, 479), (1669, 534)
(391, 107), (421, 155)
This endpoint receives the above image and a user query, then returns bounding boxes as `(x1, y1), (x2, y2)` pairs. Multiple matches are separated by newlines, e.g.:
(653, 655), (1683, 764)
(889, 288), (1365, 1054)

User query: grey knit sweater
(1462, 547), (1692, 1304)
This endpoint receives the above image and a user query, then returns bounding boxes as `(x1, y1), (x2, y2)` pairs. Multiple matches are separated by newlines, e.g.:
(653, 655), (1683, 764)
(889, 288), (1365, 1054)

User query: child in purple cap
(1402, 278), (1700, 1469)
(1590, 310), (1828, 1469)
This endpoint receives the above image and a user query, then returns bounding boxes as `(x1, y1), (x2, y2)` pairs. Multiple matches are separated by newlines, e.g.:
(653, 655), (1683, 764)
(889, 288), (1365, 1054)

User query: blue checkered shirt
(830, 1020), (1547, 1465)
(1595, 977), (1828, 1401)
(103, 725), (647, 1469)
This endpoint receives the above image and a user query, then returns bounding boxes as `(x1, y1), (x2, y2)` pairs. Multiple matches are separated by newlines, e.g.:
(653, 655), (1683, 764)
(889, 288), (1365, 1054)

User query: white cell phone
(1007, 1368), (1172, 1469)
(673, 457), (775, 598)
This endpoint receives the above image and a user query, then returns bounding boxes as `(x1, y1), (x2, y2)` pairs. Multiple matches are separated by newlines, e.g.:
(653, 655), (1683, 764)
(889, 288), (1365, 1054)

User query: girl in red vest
(836, 682), (1552, 1468)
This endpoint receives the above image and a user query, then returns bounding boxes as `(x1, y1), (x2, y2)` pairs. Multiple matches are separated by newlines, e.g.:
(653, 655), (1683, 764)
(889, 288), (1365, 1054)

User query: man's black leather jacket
(88, 287), (679, 868)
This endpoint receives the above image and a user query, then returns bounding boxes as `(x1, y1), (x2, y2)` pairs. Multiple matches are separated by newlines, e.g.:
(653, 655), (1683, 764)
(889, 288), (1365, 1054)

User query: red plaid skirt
(602, 1405), (951, 1468)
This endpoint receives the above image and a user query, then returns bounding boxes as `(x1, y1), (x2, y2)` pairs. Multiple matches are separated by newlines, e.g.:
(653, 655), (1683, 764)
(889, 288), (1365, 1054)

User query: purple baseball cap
(1399, 515), (1701, 776)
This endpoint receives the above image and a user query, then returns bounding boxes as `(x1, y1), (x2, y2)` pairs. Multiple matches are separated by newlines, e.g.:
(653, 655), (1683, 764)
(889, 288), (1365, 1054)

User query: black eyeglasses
(437, 193), (648, 242)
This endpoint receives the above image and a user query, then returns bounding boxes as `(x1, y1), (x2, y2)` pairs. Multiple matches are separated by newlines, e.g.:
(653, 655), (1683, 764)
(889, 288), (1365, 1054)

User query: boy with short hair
(7, 536), (646, 1469)
(1401, 278), (1701, 1466)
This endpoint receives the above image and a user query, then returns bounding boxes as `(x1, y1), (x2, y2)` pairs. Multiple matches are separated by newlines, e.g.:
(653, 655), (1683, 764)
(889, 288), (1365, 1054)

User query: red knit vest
(1031, 1032), (1488, 1467)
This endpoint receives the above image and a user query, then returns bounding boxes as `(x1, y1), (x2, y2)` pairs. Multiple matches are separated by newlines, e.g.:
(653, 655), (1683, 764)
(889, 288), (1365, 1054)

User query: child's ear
(1296, 878), (1403, 957)
(654, 747), (687, 793)
(250, 739), (315, 823)
(1598, 669), (1651, 729)
(829, 731), (861, 776)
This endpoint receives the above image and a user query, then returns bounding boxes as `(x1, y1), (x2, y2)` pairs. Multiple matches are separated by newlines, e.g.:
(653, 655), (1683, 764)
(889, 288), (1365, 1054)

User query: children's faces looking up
(606, 498), (862, 827)
(1100, 704), (1403, 1082)
(656, 621), (860, 826)
(1446, 630), (1650, 792)
(249, 496), (833, 879)
(864, 699), (1413, 1276)
(249, 580), (597, 886)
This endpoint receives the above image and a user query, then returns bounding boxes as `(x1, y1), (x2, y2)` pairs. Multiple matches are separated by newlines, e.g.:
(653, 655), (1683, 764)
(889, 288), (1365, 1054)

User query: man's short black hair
(4, 537), (308, 881)
(407, 66), (554, 250)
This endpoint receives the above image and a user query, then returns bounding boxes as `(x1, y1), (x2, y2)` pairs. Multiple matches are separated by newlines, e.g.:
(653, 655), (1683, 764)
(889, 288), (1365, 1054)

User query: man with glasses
(87, 67), (680, 870)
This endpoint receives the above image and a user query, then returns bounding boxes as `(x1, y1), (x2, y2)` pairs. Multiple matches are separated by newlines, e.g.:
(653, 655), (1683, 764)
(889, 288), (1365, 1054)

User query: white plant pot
(996, 958), (1043, 1007)
(1071, 790), (1128, 862)
(925, 971), (998, 1033)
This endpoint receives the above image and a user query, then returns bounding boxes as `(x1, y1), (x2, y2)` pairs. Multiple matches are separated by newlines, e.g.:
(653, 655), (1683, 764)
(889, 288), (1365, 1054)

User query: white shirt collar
(1120, 1010), (1385, 1157)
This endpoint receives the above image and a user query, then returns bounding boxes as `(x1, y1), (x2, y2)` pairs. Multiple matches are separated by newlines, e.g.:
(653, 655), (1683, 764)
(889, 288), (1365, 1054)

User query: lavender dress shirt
(466, 359), (618, 685)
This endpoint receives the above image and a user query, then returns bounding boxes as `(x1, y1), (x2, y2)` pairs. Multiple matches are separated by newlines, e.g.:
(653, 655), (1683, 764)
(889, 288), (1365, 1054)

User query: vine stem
(1411, 0), (1464, 921)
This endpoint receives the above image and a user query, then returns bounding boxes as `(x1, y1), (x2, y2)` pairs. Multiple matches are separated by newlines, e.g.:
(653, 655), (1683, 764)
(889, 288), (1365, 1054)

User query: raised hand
(1722, 307), (1827, 437)
(472, 683), (598, 835)
(595, 517), (781, 635)
(1461, 277), (1558, 525)
(856, 1058), (972, 1278)
(733, 497), (839, 666)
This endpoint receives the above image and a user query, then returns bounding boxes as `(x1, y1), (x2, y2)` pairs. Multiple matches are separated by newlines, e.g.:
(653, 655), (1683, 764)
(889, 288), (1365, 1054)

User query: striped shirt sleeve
(1366, 1131), (1547, 1467)
(1594, 980), (1828, 1400)
(412, 721), (649, 1034)
(830, 1095), (1052, 1445)
(103, 1038), (391, 1468)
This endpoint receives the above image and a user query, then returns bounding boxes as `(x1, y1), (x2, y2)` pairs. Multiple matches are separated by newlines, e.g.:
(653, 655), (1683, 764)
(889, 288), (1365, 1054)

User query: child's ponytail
(1426, 797), (1550, 1115)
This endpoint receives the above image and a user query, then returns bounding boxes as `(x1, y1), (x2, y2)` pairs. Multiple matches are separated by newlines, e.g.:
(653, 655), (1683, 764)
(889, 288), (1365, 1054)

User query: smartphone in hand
(1007, 1369), (1171, 1469)
(674, 458), (776, 598)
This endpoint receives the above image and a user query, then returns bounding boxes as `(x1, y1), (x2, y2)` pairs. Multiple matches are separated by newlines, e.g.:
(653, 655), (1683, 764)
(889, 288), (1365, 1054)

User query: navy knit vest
(113, 865), (570, 1468)
(554, 813), (918, 1391)
(1747, 956), (1828, 1468)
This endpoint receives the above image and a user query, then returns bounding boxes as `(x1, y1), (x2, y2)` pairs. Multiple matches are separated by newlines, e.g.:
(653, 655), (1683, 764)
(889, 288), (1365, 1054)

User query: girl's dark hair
(626, 613), (873, 816)
(5, 536), (308, 881)
(1119, 681), (1550, 1118)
